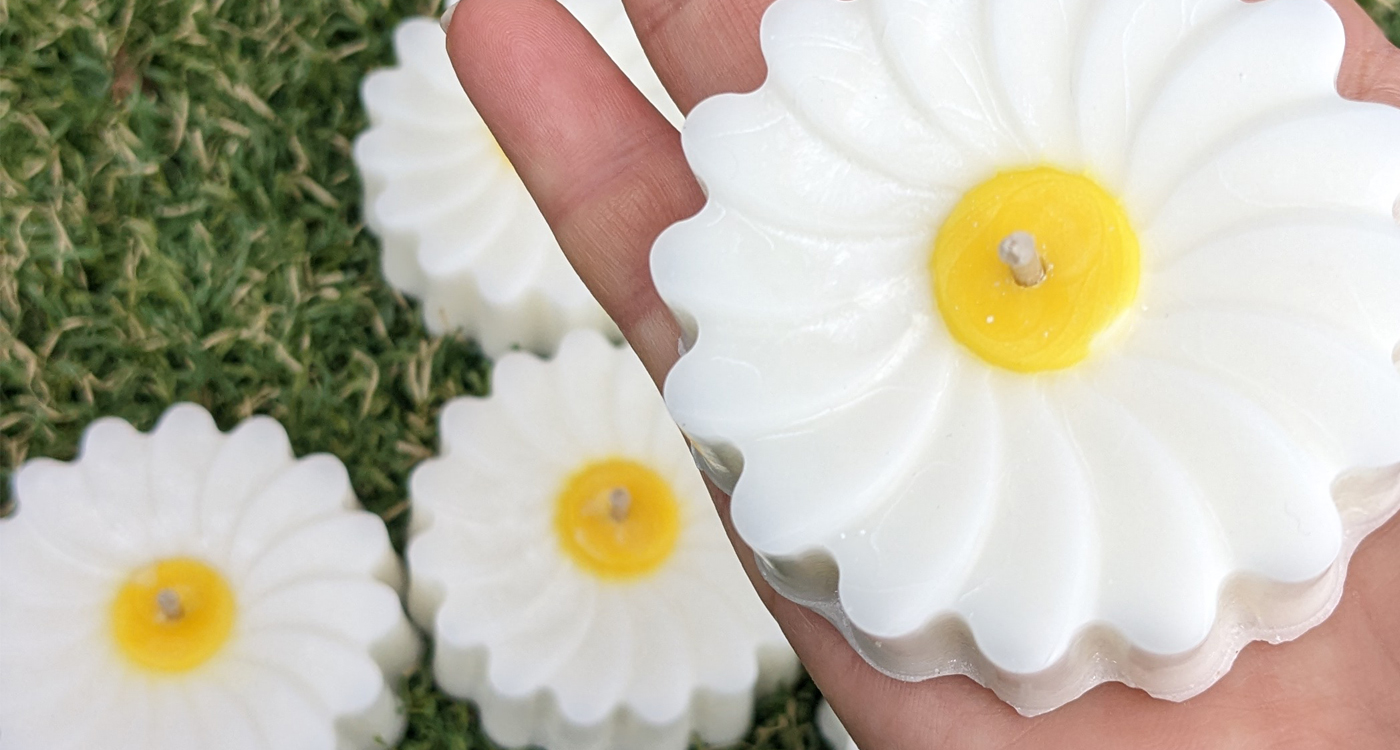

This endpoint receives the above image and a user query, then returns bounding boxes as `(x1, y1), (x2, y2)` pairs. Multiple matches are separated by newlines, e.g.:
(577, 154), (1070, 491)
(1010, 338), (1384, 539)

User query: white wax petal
(233, 629), (384, 718)
(236, 514), (397, 596)
(684, 87), (949, 236)
(353, 118), (480, 176)
(954, 378), (1095, 673)
(78, 419), (155, 551)
(726, 343), (952, 556)
(666, 279), (937, 434)
(359, 75), (468, 135)
(216, 660), (337, 750)
(493, 351), (599, 461)
(145, 683), (217, 750)
(545, 589), (634, 724)
(653, 205), (927, 321)
(0, 517), (117, 613)
(1145, 105), (1400, 253)
(148, 404), (225, 553)
(660, 568), (766, 693)
(1056, 379), (1227, 655)
(436, 398), (570, 487)
(373, 156), (506, 241)
(1128, 309), (1400, 468)
(390, 16), (462, 91)
(443, 467), (553, 535)
(1076, 0), (1240, 187)
(461, 192), (555, 303)
(618, 589), (696, 724)
(610, 350), (673, 458)
(1102, 358), (1342, 582)
(0, 616), (108, 721)
(242, 578), (406, 650)
(1151, 221), (1400, 353)
(223, 454), (354, 574)
(187, 679), (270, 750)
(986, 0), (1091, 165)
(553, 330), (624, 451)
(408, 454), (528, 529)
(197, 416), (294, 545)
(871, 0), (1029, 163)
(11, 459), (142, 570)
(1124, 0), (1346, 218)
(761, 0), (985, 193)
(834, 370), (999, 638)
(431, 552), (569, 644)
(475, 574), (598, 695)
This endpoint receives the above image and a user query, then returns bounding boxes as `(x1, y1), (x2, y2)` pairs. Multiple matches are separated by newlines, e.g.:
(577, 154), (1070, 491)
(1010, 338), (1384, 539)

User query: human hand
(442, 1), (1400, 746)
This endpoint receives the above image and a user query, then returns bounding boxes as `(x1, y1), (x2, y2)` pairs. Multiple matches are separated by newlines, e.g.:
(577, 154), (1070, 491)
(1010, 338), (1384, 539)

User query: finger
(445, 0), (703, 383)
(1326, 0), (1400, 107)
(622, 0), (774, 113)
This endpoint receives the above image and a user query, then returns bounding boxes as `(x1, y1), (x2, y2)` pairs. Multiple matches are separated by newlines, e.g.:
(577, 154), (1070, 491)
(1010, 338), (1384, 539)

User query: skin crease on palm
(440, 0), (1400, 747)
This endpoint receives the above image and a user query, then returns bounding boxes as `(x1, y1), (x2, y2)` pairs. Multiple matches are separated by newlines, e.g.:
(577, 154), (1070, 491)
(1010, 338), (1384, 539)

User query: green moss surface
(2, 0), (1397, 747)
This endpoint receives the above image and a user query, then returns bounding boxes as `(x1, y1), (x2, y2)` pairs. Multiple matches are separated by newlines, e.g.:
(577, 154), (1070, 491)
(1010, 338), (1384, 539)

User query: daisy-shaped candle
(355, 6), (680, 356)
(406, 330), (798, 750)
(0, 405), (420, 749)
(651, 0), (1400, 714)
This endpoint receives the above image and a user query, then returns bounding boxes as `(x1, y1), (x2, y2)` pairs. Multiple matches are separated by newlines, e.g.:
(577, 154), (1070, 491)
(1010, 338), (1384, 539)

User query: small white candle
(406, 330), (798, 750)
(0, 405), (420, 749)
(355, 6), (680, 357)
(651, 0), (1400, 714)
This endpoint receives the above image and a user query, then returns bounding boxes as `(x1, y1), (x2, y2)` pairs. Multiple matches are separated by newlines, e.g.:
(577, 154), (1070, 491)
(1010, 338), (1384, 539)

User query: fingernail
(440, 0), (461, 33)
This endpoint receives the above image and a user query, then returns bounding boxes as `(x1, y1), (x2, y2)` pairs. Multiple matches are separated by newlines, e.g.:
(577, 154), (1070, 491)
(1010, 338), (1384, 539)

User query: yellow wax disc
(111, 558), (236, 673)
(931, 166), (1140, 373)
(554, 458), (682, 580)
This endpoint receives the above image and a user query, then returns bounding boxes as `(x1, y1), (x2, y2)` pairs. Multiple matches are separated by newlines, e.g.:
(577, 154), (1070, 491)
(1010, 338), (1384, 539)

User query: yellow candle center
(554, 458), (682, 580)
(931, 166), (1140, 372)
(111, 557), (236, 673)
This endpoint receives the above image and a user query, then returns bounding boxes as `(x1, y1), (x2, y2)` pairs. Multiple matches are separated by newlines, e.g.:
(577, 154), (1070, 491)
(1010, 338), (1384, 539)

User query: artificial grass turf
(2, 0), (1398, 748)
(1363, 0), (1400, 40)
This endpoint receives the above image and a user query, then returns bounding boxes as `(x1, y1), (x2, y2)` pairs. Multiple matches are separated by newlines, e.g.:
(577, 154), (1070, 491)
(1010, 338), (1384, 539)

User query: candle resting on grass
(0, 404), (420, 749)
(406, 331), (798, 750)
(354, 8), (679, 356)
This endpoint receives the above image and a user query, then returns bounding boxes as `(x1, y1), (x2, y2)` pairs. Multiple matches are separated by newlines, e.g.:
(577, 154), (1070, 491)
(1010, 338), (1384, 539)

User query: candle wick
(998, 231), (1046, 287)
(608, 488), (631, 523)
(156, 588), (184, 621)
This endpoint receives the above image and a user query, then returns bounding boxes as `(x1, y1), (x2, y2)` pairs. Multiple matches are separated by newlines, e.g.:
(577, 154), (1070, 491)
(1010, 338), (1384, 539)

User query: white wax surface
(0, 405), (420, 749)
(652, 0), (1400, 713)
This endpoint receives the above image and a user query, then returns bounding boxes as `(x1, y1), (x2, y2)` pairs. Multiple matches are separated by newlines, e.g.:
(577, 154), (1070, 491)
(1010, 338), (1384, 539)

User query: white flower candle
(405, 330), (798, 750)
(354, 7), (680, 356)
(0, 405), (420, 749)
(651, 0), (1400, 715)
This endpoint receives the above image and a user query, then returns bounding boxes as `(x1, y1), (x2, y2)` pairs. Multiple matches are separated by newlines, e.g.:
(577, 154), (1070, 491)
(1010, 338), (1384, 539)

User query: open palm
(442, 1), (1400, 746)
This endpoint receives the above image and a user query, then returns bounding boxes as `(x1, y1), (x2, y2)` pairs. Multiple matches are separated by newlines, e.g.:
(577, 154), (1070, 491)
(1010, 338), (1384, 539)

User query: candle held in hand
(652, 0), (1400, 716)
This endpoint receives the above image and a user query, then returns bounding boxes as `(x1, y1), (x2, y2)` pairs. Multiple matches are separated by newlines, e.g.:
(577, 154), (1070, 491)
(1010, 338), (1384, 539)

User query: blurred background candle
(406, 331), (798, 750)
(0, 405), (420, 750)
(354, 3), (680, 357)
